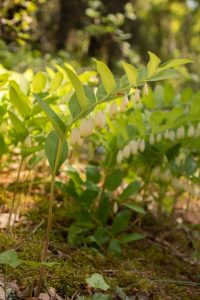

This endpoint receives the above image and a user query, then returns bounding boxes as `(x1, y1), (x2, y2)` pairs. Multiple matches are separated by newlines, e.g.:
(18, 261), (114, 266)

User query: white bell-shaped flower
(156, 133), (162, 143)
(79, 118), (94, 137)
(123, 144), (131, 158)
(176, 126), (185, 139)
(187, 125), (195, 138)
(169, 130), (175, 141)
(109, 102), (118, 119)
(94, 111), (106, 129)
(139, 139), (145, 152)
(149, 134), (155, 145)
(120, 95), (129, 112)
(70, 127), (83, 146)
(143, 82), (149, 96)
(164, 130), (170, 140)
(130, 140), (138, 154)
(134, 89), (141, 101)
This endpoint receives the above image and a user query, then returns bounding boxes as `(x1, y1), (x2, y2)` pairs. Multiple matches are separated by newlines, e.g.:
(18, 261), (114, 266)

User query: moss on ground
(0, 228), (200, 300)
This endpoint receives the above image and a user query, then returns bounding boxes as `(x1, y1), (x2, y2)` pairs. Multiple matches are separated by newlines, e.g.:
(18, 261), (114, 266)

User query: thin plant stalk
(7, 156), (23, 233)
(36, 138), (64, 296)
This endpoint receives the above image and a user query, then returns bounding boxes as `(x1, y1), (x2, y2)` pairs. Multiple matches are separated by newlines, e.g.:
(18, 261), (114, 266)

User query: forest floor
(0, 168), (200, 300)
(0, 196), (200, 300)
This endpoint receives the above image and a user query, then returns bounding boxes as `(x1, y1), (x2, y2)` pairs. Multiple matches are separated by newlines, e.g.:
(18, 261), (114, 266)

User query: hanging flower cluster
(69, 95), (132, 146)
(117, 139), (146, 163)
(117, 122), (200, 163)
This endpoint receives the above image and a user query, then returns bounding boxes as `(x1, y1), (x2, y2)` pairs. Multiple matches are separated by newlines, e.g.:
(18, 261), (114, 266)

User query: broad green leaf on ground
(45, 130), (68, 173)
(93, 59), (116, 95)
(34, 94), (66, 138)
(119, 233), (145, 244)
(86, 273), (110, 291)
(111, 210), (131, 235)
(93, 294), (112, 300)
(108, 239), (122, 255)
(147, 52), (161, 77)
(122, 61), (138, 86)
(124, 203), (146, 215)
(0, 249), (21, 268)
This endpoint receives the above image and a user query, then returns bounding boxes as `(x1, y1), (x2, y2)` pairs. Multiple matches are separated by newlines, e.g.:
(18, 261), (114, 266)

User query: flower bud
(169, 130), (175, 141)
(94, 111), (106, 129)
(130, 140), (138, 154)
(143, 82), (149, 96)
(156, 133), (162, 143)
(149, 134), (155, 145)
(139, 139), (145, 152)
(116, 150), (123, 164)
(109, 102), (118, 119)
(123, 144), (131, 158)
(187, 125), (195, 138)
(70, 127), (82, 146)
(176, 126), (185, 139)
(134, 89), (141, 101)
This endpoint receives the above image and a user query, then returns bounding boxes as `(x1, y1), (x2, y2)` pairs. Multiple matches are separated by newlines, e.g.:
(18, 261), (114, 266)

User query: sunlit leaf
(93, 59), (116, 95)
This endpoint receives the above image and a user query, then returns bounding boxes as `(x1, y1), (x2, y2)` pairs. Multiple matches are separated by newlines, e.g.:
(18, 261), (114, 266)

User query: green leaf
(93, 294), (112, 300)
(86, 273), (110, 291)
(50, 71), (63, 92)
(111, 210), (131, 235)
(96, 194), (111, 224)
(119, 233), (145, 244)
(0, 134), (6, 157)
(64, 65), (89, 109)
(123, 203), (146, 215)
(105, 169), (123, 191)
(34, 94), (66, 138)
(108, 239), (121, 255)
(119, 181), (140, 202)
(0, 249), (21, 268)
(0, 73), (9, 87)
(9, 81), (31, 118)
(159, 58), (193, 71)
(94, 227), (109, 245)
(45, 130), (68, 173)
(94, 59), (116, 95)
(147, 52), (161, 77)
(190, 98), (200, 117)
(86, 165), (101, 183)
(122, 61), (138, 86)
(32, 72), (46, 93)
(147, 69), (179, 82)
(8, 111), (28, 141)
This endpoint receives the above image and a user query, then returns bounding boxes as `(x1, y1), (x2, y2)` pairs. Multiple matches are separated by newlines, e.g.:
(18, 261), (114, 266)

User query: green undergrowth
(0, 227), (200, 300)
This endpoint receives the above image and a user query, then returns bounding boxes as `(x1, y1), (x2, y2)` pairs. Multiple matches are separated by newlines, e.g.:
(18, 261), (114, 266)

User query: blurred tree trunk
(56, 0), (86, 50)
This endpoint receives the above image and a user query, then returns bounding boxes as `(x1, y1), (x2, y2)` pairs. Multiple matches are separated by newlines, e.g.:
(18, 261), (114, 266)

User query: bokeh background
(0, 0), (200, 82)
